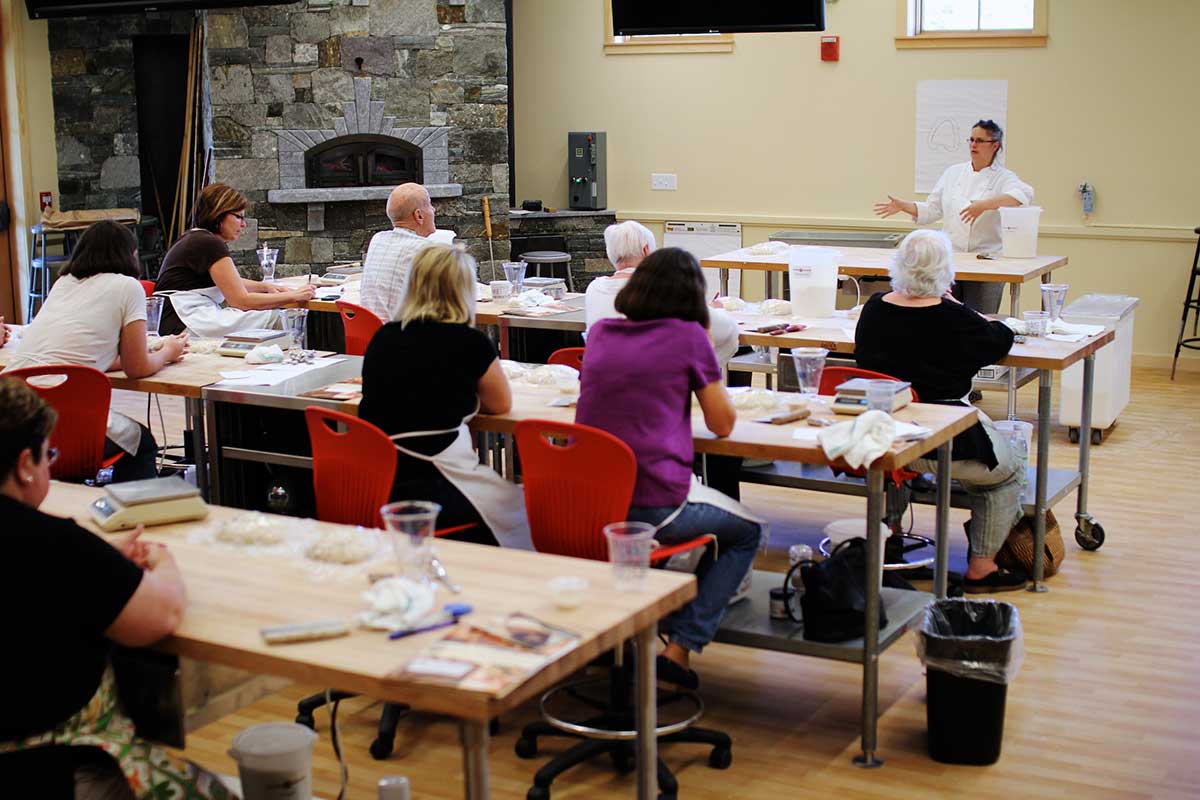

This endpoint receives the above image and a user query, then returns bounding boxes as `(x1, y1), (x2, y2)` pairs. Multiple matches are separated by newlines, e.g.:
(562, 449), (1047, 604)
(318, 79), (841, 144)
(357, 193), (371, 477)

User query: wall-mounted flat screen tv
(611, 0), (826, 35)
(26, 0), (299, 19)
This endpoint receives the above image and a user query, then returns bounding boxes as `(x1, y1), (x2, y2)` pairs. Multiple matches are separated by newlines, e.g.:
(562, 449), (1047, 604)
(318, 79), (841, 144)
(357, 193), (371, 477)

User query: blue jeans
(628, 502), (763, 654)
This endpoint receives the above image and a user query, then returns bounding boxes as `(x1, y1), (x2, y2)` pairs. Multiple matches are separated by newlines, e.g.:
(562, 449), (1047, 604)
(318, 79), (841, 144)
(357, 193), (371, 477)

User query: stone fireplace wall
(208, 0), (511, 275)
(46, 0), (510, 278)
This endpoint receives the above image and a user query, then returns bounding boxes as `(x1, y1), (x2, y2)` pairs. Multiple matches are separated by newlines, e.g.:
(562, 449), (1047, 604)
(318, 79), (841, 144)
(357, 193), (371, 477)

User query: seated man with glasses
(873, 119), (1034, 314)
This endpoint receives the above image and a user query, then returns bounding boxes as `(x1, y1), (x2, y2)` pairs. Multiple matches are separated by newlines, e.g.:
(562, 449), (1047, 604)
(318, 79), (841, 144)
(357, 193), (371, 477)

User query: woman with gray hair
(584, 220), (657, 327)
(854, 229), (1026, 593)
(874, 119), (1034, 313)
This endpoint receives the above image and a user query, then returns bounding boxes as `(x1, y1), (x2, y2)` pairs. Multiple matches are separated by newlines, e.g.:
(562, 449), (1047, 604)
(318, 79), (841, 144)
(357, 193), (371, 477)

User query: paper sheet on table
(214, 357), (346, 386)
(915, 80), (1008, 193)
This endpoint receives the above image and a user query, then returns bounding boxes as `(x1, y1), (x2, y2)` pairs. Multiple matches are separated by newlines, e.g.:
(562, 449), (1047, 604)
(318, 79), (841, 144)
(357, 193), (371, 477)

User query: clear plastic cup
(258, 246), (279, 283)
(750, 344), (773, 363)
(502, 261), (527, 294)
(790, 347), (828, 396)
(1040, 283), (1069, 321)
(381, 501), (441, 586)
(865, 379), (896, 413)
(992, 419), (1032, 487)
(603, 521), (656, 592)
(282, 307), (308, 350)
(145, 295), (164, 338)
(1023, 310), (1050, 337)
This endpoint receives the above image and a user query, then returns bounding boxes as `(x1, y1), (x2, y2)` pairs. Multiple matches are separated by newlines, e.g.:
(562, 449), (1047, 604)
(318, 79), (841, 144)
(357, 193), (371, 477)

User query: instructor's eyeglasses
(967, 137), (997, 145)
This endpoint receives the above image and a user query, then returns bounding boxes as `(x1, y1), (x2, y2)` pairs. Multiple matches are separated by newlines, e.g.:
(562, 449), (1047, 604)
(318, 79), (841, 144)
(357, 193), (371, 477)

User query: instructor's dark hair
(614, 247), (709, 328)
(58, 220), (139, 279)
(973, 119), (1004, 150)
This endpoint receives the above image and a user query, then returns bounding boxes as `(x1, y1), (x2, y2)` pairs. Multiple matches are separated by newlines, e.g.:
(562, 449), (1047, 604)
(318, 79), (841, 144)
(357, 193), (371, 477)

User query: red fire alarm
(821, 35), (840, 62)
(39, 191), (53, 211)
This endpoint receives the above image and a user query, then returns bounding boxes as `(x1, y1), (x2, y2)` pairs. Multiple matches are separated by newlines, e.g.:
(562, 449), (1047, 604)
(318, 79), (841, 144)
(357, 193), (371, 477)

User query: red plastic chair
(514, 418), (708, 564)
(139, 280), (156, 297)
(547, 347), (585, 372)
(6, 365), (116, 481)
(335, 300), (384, 356)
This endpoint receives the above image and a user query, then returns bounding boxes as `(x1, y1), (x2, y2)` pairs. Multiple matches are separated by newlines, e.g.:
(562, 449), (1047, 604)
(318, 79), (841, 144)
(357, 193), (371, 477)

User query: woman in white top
(4, 221), (188, 482)
(874, 119), (1034, 313)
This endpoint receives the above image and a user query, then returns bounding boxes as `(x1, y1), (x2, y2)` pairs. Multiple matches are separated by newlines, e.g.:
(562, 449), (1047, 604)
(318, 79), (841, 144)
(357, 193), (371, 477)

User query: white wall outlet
(651, 173), (678, 191)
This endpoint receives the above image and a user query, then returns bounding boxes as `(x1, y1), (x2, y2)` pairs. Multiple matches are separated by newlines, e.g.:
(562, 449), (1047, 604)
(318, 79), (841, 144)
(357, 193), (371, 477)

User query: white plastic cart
(1059, 294), (1139, 444)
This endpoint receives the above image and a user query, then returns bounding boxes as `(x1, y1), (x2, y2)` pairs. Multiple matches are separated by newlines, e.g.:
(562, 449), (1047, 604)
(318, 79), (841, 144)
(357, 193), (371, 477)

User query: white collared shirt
(358, 227), (433, 322)
(915, 162), (1034, 253)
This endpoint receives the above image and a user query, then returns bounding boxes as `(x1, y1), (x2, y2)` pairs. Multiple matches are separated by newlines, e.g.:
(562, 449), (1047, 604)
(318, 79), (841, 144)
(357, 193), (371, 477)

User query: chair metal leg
(1172, 234), (1200, 380)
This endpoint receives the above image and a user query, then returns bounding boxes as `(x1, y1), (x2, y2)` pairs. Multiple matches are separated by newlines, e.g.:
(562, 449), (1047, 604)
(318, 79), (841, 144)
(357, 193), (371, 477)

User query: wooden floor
(114, 368), (1200, 799)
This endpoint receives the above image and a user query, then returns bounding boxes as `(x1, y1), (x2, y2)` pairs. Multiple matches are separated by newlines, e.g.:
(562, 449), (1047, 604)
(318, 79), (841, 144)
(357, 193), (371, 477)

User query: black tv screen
(26, 0), (299, 19)
(611, 1), (826, 35)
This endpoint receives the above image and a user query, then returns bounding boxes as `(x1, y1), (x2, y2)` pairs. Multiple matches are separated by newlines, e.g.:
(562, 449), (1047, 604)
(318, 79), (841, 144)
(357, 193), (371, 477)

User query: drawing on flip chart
(915, 80), (1008, 193)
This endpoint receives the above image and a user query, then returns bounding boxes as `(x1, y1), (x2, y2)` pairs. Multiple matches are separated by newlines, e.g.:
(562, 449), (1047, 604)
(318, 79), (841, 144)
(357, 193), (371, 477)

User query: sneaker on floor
(963, 568), (1027, 594)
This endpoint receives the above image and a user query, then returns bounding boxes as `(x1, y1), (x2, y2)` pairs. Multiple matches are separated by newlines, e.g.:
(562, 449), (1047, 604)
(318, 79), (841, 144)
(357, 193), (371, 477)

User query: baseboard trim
(1133, 353), (1200, 373)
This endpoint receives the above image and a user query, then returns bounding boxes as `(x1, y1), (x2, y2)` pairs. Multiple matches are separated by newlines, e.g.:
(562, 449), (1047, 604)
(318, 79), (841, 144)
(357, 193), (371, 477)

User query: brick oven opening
(306, 134), (424, 189)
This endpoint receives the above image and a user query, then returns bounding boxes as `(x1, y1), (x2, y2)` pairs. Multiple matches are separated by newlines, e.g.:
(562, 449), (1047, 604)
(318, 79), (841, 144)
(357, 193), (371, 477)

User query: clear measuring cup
(1040, 283), (1069, 321)
(502, 261), (527, 295)
(145, 295), (164, 338)
(258, 246), (279, 283)
(282, 307), (308, 350)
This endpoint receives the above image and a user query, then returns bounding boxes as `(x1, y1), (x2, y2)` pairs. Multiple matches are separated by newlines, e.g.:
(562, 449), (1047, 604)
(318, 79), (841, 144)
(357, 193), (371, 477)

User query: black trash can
(917, 599), (1023, 765)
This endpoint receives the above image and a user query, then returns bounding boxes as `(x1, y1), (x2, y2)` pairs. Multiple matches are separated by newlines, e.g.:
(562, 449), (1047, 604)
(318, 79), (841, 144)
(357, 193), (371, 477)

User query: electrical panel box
(568, 131), (607, 211)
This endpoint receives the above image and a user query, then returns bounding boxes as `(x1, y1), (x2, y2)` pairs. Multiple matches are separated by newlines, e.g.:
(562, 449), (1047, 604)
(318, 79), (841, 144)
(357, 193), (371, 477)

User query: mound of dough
(761, 299), (794, 317)
(187, 339), (222, 355)
(728, 389), (807, 412)
(526, 364), (580, 385)
(500, 360), (531, 381)
(717, 296), (746, 312)
(306, 530), (378, 565)
(746, 241), (789, 256)
(216, 513), (288, 545)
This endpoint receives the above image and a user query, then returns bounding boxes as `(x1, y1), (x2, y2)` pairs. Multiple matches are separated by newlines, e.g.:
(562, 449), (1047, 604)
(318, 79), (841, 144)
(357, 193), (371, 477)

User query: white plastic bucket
(823, 518), (889, 548)
(788, 246), (841, 318)
(999, 206), (1042, 258)
(228, 723), (318, 800)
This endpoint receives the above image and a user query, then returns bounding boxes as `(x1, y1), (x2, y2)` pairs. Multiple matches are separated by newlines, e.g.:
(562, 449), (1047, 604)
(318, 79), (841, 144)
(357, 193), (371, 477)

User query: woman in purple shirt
(576, 248), (764, 688)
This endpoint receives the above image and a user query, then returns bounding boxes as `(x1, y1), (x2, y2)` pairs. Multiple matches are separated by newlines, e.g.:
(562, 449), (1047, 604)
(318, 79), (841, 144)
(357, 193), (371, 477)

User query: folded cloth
(818, 409), (895, 469)
(40, 208), (139, 230)
(1003, 317), (1106, 337)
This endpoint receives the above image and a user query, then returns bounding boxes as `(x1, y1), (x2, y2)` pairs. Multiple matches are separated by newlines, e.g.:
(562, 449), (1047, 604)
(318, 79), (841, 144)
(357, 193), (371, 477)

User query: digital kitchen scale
(89, 476), (209, 532)
(311, 272), (351, 287)
(216, 328), (291, 357)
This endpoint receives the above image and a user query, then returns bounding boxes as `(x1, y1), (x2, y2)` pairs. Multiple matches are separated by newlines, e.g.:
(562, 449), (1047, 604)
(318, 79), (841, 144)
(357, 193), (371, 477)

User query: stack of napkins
(1003, 317), (1106, 342)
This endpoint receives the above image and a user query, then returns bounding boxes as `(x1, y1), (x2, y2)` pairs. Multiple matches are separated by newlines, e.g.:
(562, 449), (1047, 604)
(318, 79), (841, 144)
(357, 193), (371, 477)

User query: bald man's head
(386, 183), (436, 236)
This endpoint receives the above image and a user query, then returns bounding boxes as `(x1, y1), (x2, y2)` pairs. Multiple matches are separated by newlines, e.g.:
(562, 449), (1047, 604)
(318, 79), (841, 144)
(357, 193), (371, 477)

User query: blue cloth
(628, 501), (762, 653)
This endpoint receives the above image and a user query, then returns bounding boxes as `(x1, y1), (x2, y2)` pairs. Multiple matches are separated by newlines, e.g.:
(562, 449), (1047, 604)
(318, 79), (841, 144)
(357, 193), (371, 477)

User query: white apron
(389, 409), (534, 551)
(162, 286), (279, 339)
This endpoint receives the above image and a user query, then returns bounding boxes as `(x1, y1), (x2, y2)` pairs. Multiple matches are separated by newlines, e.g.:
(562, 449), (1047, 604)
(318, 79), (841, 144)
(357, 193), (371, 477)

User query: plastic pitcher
(228, 722), (318, 800)
(502, 261), (527, 294)
(992, 419), (1032, 486)
(1040, 283), (1069, 321)
(145, 296), (164, 337)
(282, 308), (308, 350)
(258, 246), (279, 282)
(787, 246), (840, 318)
(998, 206), (1042, 258)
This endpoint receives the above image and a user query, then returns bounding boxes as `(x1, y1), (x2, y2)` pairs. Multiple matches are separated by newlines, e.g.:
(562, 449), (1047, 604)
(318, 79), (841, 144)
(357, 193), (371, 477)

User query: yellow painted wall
(2, 0), (59, 320)
(513, 0), (1200, 364)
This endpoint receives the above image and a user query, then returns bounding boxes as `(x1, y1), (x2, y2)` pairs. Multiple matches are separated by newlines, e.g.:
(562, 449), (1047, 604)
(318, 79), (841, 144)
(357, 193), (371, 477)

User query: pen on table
(389, 617), (458, 640)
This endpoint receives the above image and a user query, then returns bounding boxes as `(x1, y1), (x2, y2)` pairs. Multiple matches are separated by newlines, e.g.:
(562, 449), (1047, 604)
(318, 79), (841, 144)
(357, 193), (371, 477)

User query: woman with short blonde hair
(359, 244), (531, 550)
(397, 244), (477, 327)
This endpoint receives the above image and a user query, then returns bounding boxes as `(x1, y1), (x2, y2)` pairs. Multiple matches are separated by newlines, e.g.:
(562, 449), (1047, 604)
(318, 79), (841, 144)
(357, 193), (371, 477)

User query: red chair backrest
(139, 280), (156, 297)
(304, 406), (397, 528)
(6, 365), (112, 481)
(335, 301), (384, 356)
(514, 419), (636, 561)
(819, 366), (920, 402)
(547, 347), (585, 371)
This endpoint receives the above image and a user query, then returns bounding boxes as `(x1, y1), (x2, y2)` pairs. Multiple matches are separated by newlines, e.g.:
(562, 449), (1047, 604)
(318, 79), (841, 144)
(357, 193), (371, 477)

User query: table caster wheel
(1075, 521), (1105, 551)
(1091, 428), (1103, 445)
(295, 713), (315, 730)
(708, 746), (733, 769)
(1068, 427), (1080, 444)
(515, 737), (538, 759)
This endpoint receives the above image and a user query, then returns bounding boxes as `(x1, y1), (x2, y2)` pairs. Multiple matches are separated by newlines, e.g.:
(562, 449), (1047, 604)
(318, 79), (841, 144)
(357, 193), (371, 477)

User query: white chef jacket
(915, 162), (1034, 253)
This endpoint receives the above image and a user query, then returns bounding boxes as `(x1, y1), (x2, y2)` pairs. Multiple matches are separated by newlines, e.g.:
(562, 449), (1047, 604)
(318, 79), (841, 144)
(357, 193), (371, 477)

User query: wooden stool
(1171, 226), (1200, 380)
(520, 250), (573, 292)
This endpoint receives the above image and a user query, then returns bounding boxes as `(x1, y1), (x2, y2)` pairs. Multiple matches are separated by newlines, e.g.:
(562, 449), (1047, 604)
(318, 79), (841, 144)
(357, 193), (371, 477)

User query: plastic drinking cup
(993, 419), (1032, 487)
(282, 308), (308, 350)
(258, 247), (279, 283)
(1040, 283), (1069, 321)
(381, 501), (441, 586)
(145, 295), (164, 338)
(603, 521), (656, 592)
(751, 344), (773, 363)
(865, 379), (895, 414)
(489, 280), (513, 300)
(1023, 310), (1050, 337)
(502, 261), (527, 294)
(790, 347), (828, 396)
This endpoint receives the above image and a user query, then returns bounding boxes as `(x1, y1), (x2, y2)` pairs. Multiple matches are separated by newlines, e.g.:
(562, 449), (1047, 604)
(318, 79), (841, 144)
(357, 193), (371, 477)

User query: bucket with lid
(227, 722), (318, 800)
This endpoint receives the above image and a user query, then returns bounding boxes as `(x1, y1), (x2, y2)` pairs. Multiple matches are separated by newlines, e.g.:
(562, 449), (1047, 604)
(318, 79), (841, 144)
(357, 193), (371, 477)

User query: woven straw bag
(996, 509), (1066, 578)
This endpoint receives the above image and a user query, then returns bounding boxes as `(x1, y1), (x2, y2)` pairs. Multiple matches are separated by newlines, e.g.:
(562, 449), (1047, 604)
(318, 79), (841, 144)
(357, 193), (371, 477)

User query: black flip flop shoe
(655, 655), (700, 690)
(963, 568), (1028, 594)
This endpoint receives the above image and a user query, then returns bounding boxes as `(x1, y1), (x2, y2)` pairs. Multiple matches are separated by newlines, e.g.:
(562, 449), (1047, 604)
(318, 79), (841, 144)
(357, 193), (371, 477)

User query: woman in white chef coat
(873, 119), (1034, 313)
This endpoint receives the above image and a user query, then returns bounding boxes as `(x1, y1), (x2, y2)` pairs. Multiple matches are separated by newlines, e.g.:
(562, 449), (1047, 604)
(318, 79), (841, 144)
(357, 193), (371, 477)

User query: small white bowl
(547, 576), (589, 610)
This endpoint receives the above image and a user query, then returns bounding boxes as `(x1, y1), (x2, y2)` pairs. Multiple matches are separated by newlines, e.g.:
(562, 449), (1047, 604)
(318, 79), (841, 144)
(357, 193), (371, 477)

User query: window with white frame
(897, 0), (1047, 48)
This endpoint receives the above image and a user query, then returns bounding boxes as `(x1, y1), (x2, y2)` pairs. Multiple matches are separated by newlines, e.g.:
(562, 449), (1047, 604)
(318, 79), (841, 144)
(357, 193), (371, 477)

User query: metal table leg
(188, 397), (210, 501)
(635, 624), (658, 799)
(1028, 369), (1052, 592)
(934, 441), (952, 599)
(1074, 353), (1103, 547)
(1006, 283), (1021, 419)
(459, 719), (490, 799)
(854, 468), (885, 768)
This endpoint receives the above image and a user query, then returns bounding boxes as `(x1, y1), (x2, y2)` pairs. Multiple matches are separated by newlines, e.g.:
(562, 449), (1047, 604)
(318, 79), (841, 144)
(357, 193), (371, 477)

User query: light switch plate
(651, 173), (677, 191)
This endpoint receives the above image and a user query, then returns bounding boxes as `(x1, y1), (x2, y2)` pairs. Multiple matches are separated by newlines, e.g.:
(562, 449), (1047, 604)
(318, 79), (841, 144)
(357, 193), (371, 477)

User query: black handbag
(784, 538), (888, 643)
